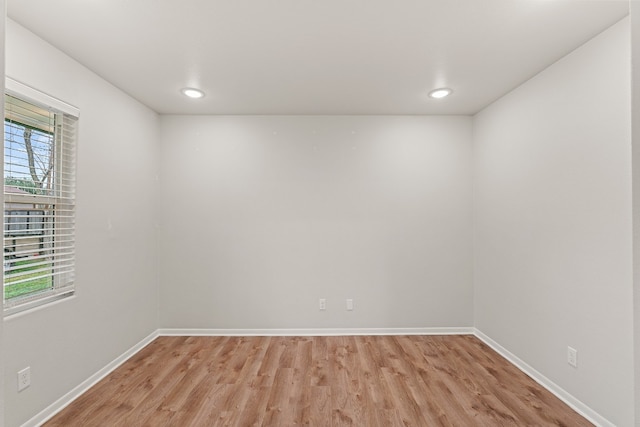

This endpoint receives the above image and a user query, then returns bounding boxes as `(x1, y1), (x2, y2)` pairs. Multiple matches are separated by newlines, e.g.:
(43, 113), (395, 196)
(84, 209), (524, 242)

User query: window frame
(3, 78), (79, 315)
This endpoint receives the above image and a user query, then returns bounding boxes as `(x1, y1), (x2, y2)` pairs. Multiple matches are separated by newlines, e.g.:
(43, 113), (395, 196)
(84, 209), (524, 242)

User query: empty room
(1, 0), (639, 426)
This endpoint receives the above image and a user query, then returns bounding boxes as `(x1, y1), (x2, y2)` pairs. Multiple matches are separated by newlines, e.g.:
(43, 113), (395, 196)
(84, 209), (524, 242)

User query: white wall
(3, 20), (159, 427)
(159, 115), (473, 330)
(474, 18), (633, 426)
(632, 2), (640, 424)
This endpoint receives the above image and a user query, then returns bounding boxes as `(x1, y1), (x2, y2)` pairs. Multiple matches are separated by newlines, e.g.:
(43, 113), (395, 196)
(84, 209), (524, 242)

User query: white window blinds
(4, 81), (78, 314)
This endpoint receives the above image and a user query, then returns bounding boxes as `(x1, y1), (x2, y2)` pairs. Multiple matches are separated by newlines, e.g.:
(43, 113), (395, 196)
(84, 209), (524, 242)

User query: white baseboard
(22, 330), (159, 427)
(157, 326), (475, 337)
(473, 328), (613, 427)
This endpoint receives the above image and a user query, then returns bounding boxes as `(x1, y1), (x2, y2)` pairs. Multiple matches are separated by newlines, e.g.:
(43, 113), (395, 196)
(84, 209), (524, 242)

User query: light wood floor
(45, 335), (592, 426)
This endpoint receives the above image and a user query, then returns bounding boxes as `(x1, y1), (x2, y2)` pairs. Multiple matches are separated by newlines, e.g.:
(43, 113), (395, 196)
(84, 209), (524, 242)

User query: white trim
(4, 295), (76, 321)
(21, 330), (159, 427)
(5, 77), (79, 117)
(473, 328), (614, 427)
(157, 327), (474, 337)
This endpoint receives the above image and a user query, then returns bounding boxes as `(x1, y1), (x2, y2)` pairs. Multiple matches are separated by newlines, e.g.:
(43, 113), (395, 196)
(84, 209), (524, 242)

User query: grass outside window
(4, 258), (53, 300)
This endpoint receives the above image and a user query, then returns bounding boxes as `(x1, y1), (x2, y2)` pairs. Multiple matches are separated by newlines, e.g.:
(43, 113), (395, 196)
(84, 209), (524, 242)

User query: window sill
(4, 293), (76, 321)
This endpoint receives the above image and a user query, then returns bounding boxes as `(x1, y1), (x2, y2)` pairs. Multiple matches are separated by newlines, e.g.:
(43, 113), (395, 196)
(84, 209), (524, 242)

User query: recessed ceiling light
(181, 88), (205, 99)
(429, 88), (453, 99)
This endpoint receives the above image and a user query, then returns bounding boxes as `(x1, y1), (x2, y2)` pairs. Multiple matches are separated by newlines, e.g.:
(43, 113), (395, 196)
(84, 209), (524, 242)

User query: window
(3, 79), (78, 314)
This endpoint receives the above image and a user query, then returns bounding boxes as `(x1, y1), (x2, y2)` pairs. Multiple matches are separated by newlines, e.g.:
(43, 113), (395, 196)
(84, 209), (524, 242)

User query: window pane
(4, 259), (53, 300)
(4, 118), (55, 196)
(4, 203), (54, 300)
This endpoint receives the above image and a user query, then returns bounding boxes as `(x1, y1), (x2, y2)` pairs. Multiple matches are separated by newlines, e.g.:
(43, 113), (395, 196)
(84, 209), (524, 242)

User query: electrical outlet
(18, 367), (30, 392)
(567, 347), (577, 368)
(346, 299), (354, 311)
(319, 298), (326, 311)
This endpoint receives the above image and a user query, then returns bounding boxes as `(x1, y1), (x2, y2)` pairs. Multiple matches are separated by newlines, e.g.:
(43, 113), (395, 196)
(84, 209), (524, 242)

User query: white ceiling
(7, 0), (629, 115)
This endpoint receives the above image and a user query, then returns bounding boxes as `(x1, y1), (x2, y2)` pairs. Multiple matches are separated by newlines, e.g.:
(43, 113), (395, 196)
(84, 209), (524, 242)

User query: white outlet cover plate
(17, 367), (30, 391)
(567, 347), (577, 368)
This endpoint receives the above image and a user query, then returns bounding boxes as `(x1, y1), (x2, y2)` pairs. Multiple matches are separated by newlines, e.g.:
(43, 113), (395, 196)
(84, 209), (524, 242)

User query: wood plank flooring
(45, 335), (592, 426)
